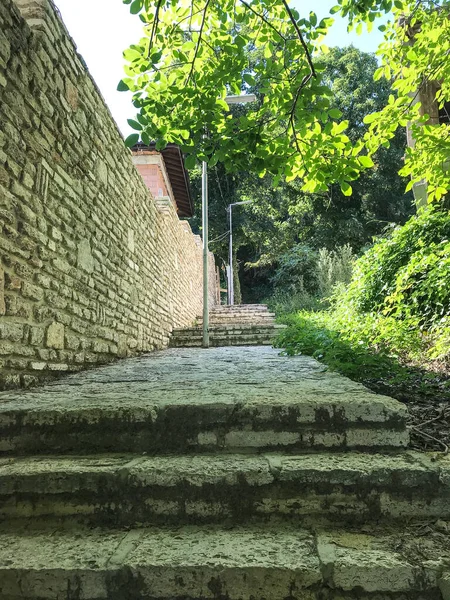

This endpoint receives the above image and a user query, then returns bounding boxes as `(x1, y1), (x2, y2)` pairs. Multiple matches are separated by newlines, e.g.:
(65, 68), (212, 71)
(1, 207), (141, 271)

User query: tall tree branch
(281, 0), (316, 78)
(238, 0), (287, 41)
(185, 0), (211, 86)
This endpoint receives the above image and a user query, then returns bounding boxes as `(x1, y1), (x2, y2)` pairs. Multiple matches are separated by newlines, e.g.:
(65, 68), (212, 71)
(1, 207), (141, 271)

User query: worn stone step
(0, 521), (448, 599)
(196, 316), (277, 324)
(206, 309), (275, 319)
(170, 337), (276, 348)
(0, 347), (408, 455)
(170, 330), (283, 341)
(205, 312), (275, 320)
(211, 304), (270, 311)
(170, 326), (284, 347)
(196, 321), (277, 328)
(173, 324), (285, 334)
(1, 451), (448, 526)
(202, 317), (276, 324)
(170, 331), (282, 347)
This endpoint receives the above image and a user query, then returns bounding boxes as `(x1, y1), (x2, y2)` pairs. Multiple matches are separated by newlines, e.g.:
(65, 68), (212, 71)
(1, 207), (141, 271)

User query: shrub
(331, 206), (450, 361)
(270, 244), (319, 295)
(317, 244), (354, 298)
(340, 207), (450, 320)
(266, 291), (323, 315)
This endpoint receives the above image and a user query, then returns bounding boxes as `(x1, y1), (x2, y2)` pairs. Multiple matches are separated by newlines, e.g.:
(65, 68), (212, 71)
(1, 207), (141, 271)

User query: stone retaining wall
(0, 0), (217, 389)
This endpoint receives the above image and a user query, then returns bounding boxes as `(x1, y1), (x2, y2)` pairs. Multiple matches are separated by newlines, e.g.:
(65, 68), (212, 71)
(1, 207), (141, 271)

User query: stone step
(205, 322), (277, 327)
(208, 307), (272, 313)
(1, 451), (448, 526)
(0, 521), (448, 599)
(0, 347), (408, 455)
(170, 337), (275, 348)
(0, 388), (408, 456)
(197, 313), (276, 321)
(211, 304), (270, 311)
(197, 320), (277, 327)
(170, 325), (285, 348)
(170, 330), (282, 347)
(175, 324), (284, 333)
(191, 319), (278, 330)
(171, 328), (283, 340)
(204, 313), (275, 319)
(196, 319), (276, 326)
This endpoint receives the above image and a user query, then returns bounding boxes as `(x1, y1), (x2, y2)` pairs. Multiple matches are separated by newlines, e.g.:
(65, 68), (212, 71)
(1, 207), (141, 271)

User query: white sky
(53, 0), (386, 137)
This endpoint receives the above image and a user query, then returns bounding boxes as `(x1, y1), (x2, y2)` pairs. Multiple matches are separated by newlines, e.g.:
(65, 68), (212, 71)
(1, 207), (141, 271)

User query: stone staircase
(170, 304), (286, 347)
(0, 346), (449, 599)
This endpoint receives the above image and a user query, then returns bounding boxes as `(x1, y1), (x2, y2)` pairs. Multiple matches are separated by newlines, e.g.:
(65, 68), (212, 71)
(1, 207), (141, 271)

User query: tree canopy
(187, 46), (413, 302)
(122, 0), (450, 199)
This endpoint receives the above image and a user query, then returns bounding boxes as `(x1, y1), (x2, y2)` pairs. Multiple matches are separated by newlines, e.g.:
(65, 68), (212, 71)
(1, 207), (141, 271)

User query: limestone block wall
(0, 0), (217, 390)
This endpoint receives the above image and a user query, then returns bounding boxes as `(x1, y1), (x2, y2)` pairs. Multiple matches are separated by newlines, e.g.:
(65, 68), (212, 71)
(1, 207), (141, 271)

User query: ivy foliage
(338, 206), (450, 326)
(120, 0), (377, 195)
(321, 206), (450, 361)
(276, 210), (450, 376)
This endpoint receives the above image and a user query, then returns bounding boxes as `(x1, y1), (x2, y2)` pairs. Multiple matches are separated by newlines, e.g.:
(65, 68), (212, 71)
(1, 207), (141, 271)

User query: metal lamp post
(227, 200), (253, 305)
(202, 93), (256, 347)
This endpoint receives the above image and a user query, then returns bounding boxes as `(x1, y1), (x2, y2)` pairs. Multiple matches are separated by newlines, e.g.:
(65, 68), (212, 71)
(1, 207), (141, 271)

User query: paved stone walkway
(1, 346), (450, 599)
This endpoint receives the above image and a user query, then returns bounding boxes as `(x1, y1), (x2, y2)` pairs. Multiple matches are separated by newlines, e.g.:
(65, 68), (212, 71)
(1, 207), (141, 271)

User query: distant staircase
(170, 304), (286, 347)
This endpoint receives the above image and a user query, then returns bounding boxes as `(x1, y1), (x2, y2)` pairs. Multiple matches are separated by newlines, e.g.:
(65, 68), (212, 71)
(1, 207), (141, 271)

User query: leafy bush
(269, 243), (354, 302)
(317, 244), (354, 298)
(276, 311), (401, 380)
(270, 244), (319, 295)
(341, 207), (450, 322)
(266, 291), (324, 315)
(329, 207), (450, 361)
(275, 207), (450, 364)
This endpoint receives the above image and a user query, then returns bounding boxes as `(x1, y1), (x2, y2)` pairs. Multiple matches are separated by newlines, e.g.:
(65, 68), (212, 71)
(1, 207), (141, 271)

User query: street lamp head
(230, 200), (253, 207)
(224, 94), (257, 105)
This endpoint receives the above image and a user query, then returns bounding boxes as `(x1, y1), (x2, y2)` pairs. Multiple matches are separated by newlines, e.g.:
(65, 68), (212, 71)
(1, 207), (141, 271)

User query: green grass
(274, 310), (450, 400)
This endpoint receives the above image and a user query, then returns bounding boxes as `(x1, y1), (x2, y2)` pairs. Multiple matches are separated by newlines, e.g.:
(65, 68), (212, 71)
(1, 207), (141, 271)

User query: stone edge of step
(0, 451), (448, 524)
(0, 522), (447, 598)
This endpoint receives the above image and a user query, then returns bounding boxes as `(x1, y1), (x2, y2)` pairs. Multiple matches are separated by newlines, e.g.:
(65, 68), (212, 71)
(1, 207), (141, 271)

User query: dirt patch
(361, 374), (450, 454)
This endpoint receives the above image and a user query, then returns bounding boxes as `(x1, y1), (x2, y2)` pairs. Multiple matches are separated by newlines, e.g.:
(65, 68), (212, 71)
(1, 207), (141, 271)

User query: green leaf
(363, 112), (378, 124)
(128, 119), (143, 131)
(328, 108), (342, 119)
(243, 73), (256, 86)
(117, 79), (130, 92)
(141, 131), (150, 146)
(182, 41), (196, 51)
(184, 155), (197, 169)
(130, 0), (143, 14)
(359, 155), (374, 168)
(340, 181), (352, 196)
(235, 35), (247, 49)
(373, 67), (384, 81)
(125, 133), (139, 148)
(150, 51), (163, 64)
